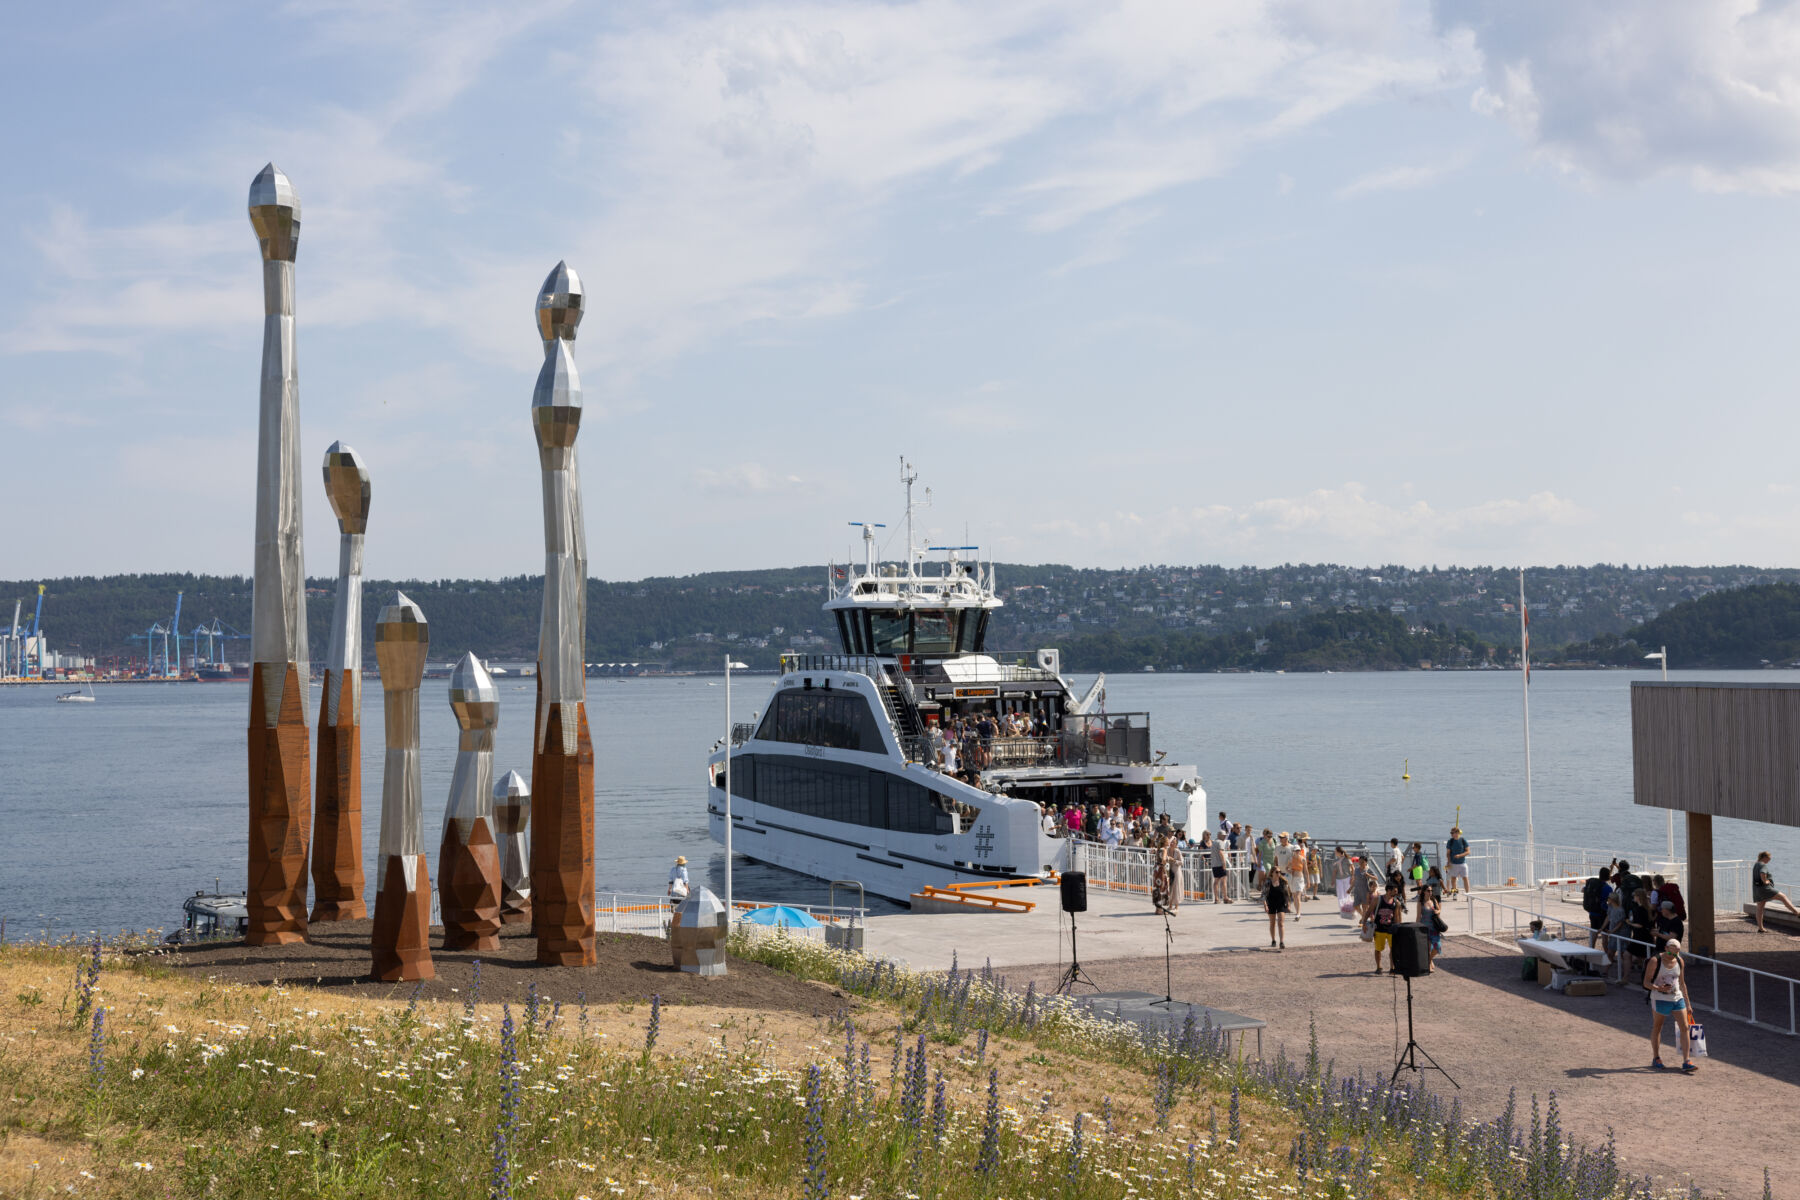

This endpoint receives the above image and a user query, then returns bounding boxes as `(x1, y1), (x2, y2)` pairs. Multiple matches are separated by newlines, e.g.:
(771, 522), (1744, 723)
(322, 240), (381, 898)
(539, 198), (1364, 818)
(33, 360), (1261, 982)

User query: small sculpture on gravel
(670, 887), (728, 976)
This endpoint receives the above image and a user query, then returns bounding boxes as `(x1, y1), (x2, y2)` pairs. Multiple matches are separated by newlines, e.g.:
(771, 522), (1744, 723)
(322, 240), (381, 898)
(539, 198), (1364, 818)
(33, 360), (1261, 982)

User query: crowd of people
(925, 711), (1050, 774)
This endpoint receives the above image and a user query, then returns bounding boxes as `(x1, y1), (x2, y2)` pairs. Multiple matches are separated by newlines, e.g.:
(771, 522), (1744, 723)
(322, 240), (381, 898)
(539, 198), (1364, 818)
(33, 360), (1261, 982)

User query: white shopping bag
(1336, 878), (1354, 916)
(1687, 1020), (1708, 1057)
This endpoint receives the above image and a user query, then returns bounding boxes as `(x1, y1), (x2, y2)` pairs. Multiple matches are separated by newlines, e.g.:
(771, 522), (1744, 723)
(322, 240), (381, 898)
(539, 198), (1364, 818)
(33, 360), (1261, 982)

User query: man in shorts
(1444, 826), (1469, 896)
(1372, 881), (1402, 974)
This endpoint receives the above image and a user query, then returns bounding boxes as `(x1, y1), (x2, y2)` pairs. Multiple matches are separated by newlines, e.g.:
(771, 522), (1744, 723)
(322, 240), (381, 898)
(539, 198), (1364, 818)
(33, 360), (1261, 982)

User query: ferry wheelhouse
(705, 474), (1204, 905)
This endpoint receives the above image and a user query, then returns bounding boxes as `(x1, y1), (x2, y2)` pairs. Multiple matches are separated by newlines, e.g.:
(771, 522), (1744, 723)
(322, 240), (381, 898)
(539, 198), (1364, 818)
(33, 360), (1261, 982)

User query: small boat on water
(164, 889), (249, 944)
(56, 683), (96, 703)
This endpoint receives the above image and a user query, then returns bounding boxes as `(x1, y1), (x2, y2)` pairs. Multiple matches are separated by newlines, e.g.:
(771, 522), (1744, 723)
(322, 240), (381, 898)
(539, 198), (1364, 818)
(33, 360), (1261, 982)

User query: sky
(6, 0), (1800, 581)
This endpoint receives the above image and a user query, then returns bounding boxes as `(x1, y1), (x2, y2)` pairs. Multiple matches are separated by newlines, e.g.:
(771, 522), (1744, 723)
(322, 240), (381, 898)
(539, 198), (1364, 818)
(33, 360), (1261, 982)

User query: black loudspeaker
(1390, 923), (1430, 978)
(1060, 871), (1088, 914)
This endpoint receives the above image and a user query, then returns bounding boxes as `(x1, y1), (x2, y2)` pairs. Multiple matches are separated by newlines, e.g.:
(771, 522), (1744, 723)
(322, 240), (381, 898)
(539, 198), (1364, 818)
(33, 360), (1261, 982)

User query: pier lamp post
(724, 657), (749, 919)
(1645, 646), (1672, 863)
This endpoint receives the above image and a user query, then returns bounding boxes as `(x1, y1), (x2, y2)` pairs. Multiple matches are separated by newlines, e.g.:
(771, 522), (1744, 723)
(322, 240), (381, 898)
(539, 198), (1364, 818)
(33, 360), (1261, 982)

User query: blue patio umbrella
(738, 904), (821, 929)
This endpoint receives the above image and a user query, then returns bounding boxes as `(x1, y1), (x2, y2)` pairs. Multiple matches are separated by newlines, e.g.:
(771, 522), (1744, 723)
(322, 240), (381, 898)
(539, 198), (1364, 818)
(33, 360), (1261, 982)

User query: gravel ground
(1012, 932), (1800, 1199)
(165, 920), (848, 1014)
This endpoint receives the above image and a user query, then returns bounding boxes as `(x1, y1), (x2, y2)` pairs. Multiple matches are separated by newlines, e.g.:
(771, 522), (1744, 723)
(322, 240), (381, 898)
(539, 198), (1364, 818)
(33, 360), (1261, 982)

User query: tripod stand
(1148, 908), (1179, 1007)
(1054, 908), (1100, 994)
(1390, 973), (1457, 1087)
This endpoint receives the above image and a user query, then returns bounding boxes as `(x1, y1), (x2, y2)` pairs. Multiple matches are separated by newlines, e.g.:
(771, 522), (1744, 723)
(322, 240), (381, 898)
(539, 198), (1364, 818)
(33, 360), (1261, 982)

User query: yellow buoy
(1402, 758), (1410, 782)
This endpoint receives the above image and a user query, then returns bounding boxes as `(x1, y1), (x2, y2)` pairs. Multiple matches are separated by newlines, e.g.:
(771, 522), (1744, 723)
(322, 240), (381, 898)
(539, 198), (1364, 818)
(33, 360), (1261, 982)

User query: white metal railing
(590, 891), (870, 939)
(1072, 842), (1270, 904)
(1458, 839), (1746, 911)
(1463, 893), (1798, 1037)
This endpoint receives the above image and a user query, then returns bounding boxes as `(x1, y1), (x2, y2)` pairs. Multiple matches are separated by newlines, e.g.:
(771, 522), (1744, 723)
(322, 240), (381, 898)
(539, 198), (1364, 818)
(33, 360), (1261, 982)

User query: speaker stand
(1390, 974), (1458, 1088)
(1148, 908), (1180, 1007)
(1054, 910), (1100, 995)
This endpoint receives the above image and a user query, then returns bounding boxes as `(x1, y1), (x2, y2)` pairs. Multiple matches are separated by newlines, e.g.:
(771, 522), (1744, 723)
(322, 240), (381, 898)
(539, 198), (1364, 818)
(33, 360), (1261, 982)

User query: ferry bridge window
(755, 689), (886, 753)
(913, 611), (957, 655)
(870, 610), (909, 655)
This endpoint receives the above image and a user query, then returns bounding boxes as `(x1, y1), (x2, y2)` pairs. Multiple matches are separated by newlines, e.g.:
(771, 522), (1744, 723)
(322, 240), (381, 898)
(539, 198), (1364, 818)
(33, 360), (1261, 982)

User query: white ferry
(705, 465), (1204, 905)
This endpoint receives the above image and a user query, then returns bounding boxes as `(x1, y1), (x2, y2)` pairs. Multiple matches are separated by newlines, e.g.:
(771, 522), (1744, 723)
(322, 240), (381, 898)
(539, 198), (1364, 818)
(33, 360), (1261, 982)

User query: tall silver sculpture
(372, 592), (432, 981)
(493, 769), (532, 924)
(440, 653), (501, 951)
(312, 441), (369, 921)
(246, 163), (311, 945)
(529, 261), (596, 966)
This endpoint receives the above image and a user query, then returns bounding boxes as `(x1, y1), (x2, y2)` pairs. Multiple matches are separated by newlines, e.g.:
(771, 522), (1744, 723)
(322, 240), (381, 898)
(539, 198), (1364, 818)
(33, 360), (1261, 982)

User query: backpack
(1582, 877), (1606, 914)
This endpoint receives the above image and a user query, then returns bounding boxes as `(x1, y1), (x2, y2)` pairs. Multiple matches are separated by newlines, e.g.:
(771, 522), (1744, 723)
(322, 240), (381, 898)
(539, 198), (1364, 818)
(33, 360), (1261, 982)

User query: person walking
(667, 855), (690, 901)
(1371, 881), (1402, 973)
(1256, 829), (1278, 890)
(1209, 831), (1231, 903)
(1602, 889), (1630, 981)
(1384, 838), (1404, 880)
(1162, 833), (1184, 914)
(1354, 854), (1380, 935)
(1751, 851), (1800, 932)
(1444, 825), (1469, 896)
(1331, 846), (1356, 917)
(1264, 867), (1291, 950)
(1644, 939), (1696, 1072)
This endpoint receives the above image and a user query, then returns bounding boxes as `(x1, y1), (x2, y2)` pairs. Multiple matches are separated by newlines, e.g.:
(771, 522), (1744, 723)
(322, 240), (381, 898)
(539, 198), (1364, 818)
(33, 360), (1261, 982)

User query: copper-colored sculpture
(439, 653), (502, 951)
(371, 592), (433, 981)
(528, 262), (596, 966)
(311, 442), (370, 921)
(493, 769), (532, 924)
(246, 163), (311, 946)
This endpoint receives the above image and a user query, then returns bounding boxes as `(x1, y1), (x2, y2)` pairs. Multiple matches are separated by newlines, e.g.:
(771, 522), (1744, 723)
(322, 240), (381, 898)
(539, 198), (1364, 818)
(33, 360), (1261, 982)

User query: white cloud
(693, 463), (806, 492)
(1034, 482), (1590, 563)
(1336, 157), (1463, 198)
(1436, 0), (1800, 191)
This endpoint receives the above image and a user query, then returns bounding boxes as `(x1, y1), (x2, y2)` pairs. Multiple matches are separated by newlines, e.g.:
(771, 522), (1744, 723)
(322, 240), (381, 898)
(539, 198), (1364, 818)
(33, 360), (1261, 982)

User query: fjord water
(4, 669), (1799, 939)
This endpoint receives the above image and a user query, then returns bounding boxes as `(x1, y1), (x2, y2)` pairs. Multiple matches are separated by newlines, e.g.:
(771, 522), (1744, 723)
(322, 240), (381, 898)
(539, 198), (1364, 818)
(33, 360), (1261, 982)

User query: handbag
(1687, 1017), (1708, 1057)
(1429, 909), (1449, 935)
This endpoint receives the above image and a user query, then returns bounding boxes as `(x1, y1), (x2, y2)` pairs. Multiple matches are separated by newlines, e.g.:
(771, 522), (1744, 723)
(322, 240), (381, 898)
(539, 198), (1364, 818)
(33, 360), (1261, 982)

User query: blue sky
(6, 1), (1800, 580)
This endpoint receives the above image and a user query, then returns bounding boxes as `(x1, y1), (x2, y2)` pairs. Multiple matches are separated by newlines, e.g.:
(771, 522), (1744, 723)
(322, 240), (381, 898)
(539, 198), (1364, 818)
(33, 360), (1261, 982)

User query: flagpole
(1519, 568), (1535, 892)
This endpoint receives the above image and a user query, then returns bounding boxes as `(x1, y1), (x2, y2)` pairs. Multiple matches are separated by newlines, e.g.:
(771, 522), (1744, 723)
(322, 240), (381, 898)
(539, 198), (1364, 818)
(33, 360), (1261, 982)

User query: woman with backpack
(1582, 866), (1614, 948)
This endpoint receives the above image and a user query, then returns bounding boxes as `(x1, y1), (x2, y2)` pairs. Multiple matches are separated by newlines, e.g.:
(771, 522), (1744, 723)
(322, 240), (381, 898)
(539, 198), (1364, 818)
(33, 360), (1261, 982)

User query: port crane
(24, 585), (45, 677)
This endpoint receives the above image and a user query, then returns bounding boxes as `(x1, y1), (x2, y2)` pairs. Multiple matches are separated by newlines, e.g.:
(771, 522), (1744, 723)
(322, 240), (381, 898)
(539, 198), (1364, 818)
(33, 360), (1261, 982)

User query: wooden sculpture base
(439, 821), (502, 952)
(531, 696), (595, 966)
(247, 661), (312, 945)
(371, 854), (434, 981)
(310, 673), (365, 921)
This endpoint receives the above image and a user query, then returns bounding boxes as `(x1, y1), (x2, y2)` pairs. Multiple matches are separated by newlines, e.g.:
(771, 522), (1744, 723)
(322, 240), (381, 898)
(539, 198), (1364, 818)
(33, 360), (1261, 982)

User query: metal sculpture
(493, 769), (532, 924)
(670, 886), (729, 976)
(311, 442), (369, 921)
(529, 261), (596, 965)
(245, 163), (312, 945)
(372, 592), (433, 981)
(440, 653), (502, 951)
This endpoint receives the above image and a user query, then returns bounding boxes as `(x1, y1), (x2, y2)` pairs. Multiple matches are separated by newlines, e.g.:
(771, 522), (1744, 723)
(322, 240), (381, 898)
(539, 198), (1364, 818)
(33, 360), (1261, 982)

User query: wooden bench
(1742, 903), (1800, 933)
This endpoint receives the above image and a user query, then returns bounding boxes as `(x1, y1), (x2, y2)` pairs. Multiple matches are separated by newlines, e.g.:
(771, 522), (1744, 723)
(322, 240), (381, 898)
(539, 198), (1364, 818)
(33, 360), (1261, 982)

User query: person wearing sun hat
(668, 855), (691, 901)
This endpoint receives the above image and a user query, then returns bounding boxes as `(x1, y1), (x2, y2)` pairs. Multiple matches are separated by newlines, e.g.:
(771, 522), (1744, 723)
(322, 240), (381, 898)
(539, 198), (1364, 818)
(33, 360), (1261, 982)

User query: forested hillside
(6, 563), (1795, 673)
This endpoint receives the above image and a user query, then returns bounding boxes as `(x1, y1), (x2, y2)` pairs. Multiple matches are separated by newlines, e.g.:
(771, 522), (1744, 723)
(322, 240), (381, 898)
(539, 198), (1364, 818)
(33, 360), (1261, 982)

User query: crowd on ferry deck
(922, 710), (1052, 774)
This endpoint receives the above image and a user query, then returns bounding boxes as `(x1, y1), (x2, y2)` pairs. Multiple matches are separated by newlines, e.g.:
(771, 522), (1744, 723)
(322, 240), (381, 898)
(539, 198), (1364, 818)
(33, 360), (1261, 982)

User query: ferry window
(763, 690), (885, 753)
(834, 612), (853, 653)
(754, 759), (871, 825)
(971, 610), (991, 651)
(913, 610), (956, 655)
(869, 610), (910, 655)
(730, 755), (755, 801)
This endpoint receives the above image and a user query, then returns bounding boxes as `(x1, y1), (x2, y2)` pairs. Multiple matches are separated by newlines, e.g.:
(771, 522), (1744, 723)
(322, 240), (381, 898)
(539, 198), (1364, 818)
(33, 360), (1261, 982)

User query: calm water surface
(4, 668), (1798, 938)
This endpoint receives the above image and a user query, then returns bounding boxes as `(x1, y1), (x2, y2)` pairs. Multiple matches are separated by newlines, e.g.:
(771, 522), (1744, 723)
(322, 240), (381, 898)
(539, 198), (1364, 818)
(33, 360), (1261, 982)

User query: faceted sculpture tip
(536, 260), (584, 342)
(248, 163), (301, 262)
(321, 441), (371, 534)
(531, 338), (582, 450)
(494, 769), (530, 801)
(374, 591), (429, 686)
(449, 652), (500, 730)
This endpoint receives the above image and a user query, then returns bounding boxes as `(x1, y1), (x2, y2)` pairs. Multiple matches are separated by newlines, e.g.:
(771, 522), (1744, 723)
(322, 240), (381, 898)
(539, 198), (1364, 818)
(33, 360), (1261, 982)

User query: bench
(1742, 903), (1800, 933)
(1516, 936), (1609, 991)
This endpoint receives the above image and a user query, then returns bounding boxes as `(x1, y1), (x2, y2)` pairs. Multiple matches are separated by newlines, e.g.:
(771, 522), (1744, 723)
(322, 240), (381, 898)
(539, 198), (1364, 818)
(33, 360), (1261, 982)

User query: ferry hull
(708, 790), (1068, 907)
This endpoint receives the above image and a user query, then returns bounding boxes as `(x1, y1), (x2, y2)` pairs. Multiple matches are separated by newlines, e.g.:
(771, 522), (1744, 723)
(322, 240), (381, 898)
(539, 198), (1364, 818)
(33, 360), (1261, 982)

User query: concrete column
(1687, 811), (1714, 955)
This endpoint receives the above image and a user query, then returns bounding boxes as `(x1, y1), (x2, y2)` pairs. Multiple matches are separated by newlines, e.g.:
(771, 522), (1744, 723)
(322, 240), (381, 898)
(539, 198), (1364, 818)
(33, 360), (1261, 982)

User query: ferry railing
(1463, 892), (1799, 1037)
(731, 721), (757, 745)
